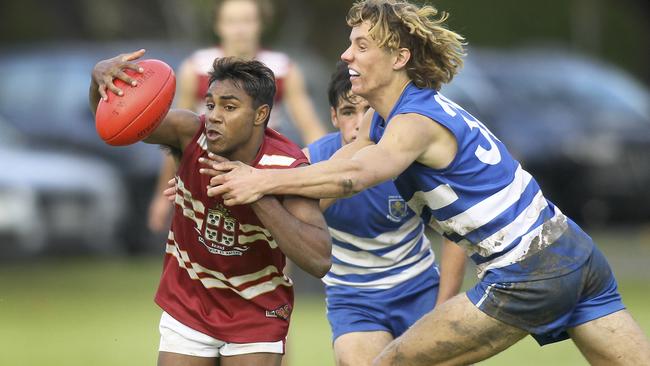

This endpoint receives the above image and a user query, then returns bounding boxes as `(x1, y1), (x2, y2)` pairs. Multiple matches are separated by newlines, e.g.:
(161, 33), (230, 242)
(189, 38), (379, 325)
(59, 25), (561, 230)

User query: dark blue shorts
(467, 243), (625, 345)
(325, 268), (439, 341)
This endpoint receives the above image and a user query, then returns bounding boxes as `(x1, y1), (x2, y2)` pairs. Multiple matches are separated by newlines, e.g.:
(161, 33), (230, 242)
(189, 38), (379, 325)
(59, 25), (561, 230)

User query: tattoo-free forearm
(436, 238), (467, 306)
(251, 197), (331, 278)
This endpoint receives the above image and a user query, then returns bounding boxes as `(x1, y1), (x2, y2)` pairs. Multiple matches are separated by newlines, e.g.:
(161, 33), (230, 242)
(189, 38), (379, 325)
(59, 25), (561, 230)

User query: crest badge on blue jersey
(388, 196), (408, 222)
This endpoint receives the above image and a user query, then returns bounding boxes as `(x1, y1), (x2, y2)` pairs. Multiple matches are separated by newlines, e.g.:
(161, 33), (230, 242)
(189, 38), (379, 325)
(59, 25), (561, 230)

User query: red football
(95, 59), (176, 146)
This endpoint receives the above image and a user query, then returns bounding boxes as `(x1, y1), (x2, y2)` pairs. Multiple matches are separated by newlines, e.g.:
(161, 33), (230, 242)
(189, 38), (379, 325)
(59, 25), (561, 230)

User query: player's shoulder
(188, 47), (223, 72)
(257, 49), (291, 76)
(311, 132), (340, 148)
(385, 84), (448, 127)
(191, 46), (222, 59)
(257, 128), (308, 169)
(308, 132), (341, 163)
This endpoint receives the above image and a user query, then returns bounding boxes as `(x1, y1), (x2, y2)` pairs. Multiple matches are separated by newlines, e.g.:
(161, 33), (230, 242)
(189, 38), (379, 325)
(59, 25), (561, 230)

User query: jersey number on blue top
(434, 94), (502, 165)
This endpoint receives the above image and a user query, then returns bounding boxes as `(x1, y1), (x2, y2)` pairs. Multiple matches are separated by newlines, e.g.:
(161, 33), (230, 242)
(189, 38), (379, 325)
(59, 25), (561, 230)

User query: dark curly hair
(208, 57), (276, 124)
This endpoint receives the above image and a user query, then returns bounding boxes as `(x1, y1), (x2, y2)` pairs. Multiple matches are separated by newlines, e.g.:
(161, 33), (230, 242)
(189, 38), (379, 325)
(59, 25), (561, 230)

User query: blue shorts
(325, 268), (439, 341)
(467, 232), (625, 345)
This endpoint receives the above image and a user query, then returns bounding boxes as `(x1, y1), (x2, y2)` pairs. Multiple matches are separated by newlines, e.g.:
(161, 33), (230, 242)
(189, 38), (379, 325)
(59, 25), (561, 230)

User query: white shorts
(158, 311), (285, 358)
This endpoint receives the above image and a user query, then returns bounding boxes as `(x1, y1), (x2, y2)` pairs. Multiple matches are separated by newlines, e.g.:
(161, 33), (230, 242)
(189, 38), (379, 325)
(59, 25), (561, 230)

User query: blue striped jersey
(309, 133), (438, 289)
(370, 83), (573, 278)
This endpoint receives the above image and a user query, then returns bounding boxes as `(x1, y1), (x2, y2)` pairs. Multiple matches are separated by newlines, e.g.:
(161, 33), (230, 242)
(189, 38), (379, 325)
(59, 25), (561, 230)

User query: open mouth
(349, 68), (360, 79)
(205, 129), (221, 141)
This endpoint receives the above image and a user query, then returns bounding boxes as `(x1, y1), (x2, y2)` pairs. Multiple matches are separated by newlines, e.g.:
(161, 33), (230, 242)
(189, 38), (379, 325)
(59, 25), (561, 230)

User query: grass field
(0, 229), (648, 365)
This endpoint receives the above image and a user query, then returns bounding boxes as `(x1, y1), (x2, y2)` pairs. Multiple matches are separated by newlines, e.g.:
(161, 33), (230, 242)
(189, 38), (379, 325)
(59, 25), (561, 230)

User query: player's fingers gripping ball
(95, 59), (176, 146)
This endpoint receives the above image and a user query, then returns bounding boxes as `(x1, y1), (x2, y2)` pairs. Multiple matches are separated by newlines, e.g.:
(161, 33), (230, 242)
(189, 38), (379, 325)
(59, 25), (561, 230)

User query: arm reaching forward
(204, 112), (457, 206)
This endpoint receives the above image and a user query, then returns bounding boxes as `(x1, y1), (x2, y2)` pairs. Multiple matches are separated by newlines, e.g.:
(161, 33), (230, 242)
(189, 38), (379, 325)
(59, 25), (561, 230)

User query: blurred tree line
(0, 0), (648, 83)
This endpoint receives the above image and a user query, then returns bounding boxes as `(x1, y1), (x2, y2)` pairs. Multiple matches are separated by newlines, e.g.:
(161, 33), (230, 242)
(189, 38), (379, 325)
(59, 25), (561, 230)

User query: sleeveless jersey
(309, 132), (438, 290)
(187, 47), (290, 129)
(155, 120), (308, 343)
(370, 83), (586, 279)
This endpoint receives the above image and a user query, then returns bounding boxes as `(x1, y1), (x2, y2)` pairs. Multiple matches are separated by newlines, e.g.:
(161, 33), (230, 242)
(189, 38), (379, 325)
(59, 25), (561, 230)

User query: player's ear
(393, 47), (411, 71)
(330, 107), (340, 129)
(254, 104), (270, 126)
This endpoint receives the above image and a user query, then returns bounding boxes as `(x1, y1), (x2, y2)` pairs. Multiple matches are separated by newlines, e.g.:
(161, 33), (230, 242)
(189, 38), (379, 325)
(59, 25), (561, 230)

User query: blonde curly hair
(347, 0), (466, 90)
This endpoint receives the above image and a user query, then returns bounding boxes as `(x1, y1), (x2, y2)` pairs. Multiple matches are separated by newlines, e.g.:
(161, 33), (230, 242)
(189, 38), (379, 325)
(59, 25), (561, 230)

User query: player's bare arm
(250, 195), (331, 278)
(205, 112), (456, 206)
(89, 49), (201, 152)
(435, 237), (467, 306)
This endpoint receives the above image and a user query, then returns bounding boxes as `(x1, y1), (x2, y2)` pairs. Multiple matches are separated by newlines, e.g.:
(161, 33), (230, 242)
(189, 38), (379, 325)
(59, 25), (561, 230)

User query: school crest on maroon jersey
(201, 204), (249, 256)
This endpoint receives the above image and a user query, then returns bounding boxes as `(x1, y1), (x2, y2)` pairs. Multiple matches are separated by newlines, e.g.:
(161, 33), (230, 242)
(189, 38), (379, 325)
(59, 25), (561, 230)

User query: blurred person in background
(89, 51), (331, 366)
(304, 60), (466, 366)
(148, 0), (327, 233)
(201, 0), (650, 364)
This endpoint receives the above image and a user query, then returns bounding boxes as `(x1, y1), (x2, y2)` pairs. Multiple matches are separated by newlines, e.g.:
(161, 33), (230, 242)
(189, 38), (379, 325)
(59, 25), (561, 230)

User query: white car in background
(0, 116), (126, 257)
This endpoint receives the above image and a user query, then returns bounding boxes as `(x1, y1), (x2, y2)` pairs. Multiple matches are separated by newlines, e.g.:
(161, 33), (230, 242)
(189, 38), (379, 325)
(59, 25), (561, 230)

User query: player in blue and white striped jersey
(303, 61), (466, 366)
(204, 0), (650, 364)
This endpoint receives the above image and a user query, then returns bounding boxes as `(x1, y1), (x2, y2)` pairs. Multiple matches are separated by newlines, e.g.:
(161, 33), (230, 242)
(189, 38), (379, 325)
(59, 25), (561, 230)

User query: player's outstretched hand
(92, 49), (146, 101)
(199, 153), (264, 206)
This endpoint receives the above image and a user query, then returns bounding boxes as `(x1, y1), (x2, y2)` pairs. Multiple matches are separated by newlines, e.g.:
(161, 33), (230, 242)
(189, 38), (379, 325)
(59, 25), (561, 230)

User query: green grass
(0, 228), (649, 365)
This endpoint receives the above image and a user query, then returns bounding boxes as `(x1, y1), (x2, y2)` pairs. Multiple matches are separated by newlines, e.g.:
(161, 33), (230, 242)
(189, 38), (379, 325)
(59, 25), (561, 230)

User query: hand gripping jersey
(309, 132), (438, 290)
(370, 83), (590, 281)
(155, 119), (308, 343)
(187, 47), (291, 129)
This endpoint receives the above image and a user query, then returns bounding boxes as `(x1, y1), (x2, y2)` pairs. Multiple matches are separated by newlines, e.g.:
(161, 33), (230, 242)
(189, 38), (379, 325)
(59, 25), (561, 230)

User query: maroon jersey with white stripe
(187, 47), (290, 130)
(155, 120), (308, 343)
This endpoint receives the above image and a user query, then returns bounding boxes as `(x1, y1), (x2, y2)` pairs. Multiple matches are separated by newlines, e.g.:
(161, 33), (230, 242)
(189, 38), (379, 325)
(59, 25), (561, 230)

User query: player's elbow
(311, 235), (332, 278)
(312, 256), (331, 278)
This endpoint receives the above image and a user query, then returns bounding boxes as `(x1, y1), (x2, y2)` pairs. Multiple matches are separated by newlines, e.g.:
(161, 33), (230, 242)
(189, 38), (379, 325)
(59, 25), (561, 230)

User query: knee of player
(372, 353), (394, 366)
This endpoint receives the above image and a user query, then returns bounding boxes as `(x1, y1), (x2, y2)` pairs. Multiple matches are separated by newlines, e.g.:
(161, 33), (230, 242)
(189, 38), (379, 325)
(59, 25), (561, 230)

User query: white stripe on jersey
(238, 224), (278, 248)
(330, 243), (432, 276)
(323, 252), (435, 289)
(258, 154), (296, 167)
(175, 177), (206, 229)
(238, 232), (278, 248)
(329, 224), (426, 267)
(328, 216), (422, 251)
(440, 164), (532, 236)
(407, 183), (459, 215)
(166, 234), (292, 299)
(475, 208), (567, 277)
(469, 189), (549, 257)
(197, 134), (207, 151)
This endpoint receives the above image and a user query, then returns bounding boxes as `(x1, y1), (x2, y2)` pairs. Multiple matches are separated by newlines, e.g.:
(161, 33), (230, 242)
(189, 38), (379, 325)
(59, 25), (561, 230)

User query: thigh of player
(334, 331), (393, 366)
(374, 294), (528, 366)
(158, 312), (284, 366)
(565, 247), (650, 365)
(158, 352), (282, 366)
(568, 310), (650, 366)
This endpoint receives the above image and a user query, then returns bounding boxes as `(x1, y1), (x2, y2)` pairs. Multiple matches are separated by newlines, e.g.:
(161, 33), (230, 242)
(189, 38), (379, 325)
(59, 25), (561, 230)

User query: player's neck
(367, 76), (412, 120)
(224, 129), (265, 165)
